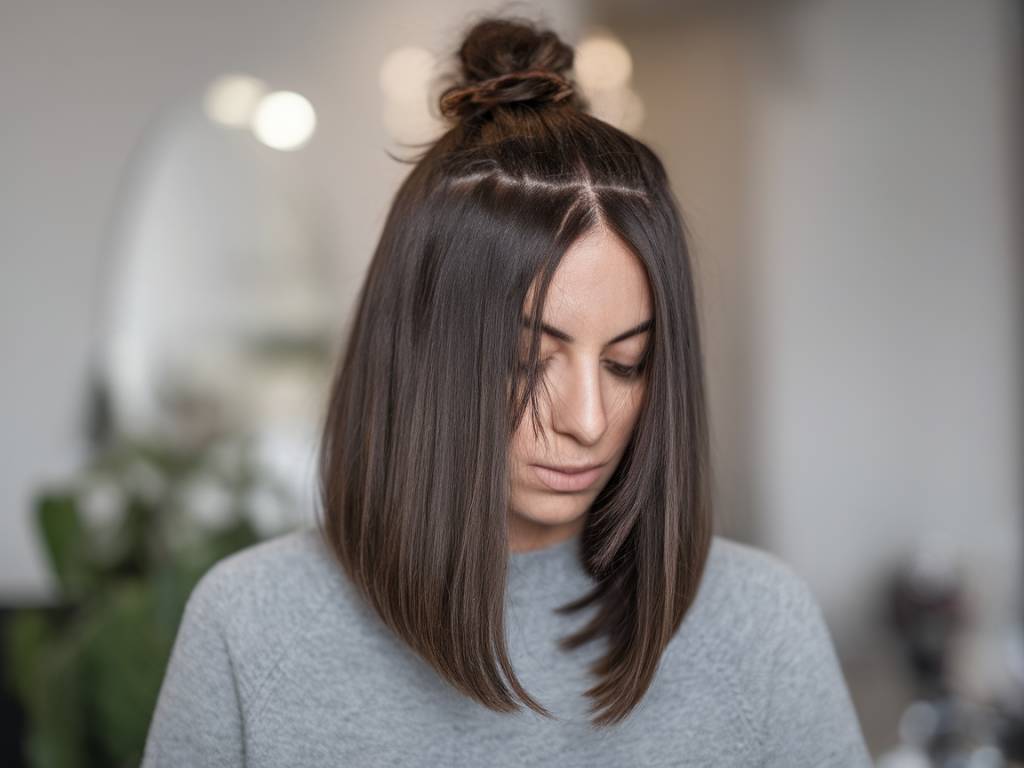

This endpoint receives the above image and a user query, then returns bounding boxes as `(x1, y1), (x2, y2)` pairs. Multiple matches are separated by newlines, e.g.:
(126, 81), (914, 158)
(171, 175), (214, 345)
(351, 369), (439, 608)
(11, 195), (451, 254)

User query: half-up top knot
(438, 16), (586, 124)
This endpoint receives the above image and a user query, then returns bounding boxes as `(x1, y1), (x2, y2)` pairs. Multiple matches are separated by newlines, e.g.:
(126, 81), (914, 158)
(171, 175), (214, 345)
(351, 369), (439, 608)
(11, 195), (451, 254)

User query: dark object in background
(880, 539), (1024, 766)
(0, 608), (29, 768)
(884, 538), (967, 701)
(0, 434), (290, 768)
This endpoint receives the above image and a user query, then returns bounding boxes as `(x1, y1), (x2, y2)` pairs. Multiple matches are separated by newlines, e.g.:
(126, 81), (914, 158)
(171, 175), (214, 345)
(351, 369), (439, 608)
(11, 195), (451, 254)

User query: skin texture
(508, 223), (652, 553)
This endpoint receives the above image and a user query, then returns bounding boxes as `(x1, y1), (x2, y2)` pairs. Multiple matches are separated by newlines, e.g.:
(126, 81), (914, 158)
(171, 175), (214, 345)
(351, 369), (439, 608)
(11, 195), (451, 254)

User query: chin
(510, 488), (591, 526)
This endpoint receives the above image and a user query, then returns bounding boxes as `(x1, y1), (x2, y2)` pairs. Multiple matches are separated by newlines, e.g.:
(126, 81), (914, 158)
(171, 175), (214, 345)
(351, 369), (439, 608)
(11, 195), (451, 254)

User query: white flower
(181, 473), (236, 529)
(79, 478), (125, 529)
(123, 457), (167, 503)
(243, 484), (291, 537)
(207, 435), (250, 480)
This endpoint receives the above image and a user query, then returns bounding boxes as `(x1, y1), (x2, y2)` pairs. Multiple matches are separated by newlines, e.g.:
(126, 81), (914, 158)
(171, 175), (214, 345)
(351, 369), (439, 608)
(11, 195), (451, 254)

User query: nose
(549, 358), (608, 446)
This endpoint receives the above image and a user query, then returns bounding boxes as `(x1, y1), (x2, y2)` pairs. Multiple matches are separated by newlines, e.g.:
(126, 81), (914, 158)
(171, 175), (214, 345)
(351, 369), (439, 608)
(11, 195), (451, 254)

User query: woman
(142, 15), (872, 767)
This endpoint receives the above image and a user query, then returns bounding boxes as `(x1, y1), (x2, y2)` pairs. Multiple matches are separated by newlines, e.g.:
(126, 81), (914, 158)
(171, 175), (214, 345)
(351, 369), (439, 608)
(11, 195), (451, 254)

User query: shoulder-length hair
(316, 15), (712, 727)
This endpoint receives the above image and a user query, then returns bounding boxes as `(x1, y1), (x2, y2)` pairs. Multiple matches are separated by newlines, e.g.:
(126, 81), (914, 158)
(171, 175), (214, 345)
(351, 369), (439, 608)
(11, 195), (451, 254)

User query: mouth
(531, 462), (606, 492)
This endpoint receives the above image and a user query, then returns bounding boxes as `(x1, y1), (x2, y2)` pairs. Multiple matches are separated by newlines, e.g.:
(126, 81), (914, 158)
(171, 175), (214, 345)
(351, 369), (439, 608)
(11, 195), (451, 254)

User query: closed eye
(519, 358), (644, 379)
(606, 361), (643, 379)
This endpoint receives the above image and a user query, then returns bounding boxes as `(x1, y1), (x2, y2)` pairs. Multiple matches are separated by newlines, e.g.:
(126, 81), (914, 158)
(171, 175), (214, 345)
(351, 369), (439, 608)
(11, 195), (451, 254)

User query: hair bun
(438, 17), (584, 123)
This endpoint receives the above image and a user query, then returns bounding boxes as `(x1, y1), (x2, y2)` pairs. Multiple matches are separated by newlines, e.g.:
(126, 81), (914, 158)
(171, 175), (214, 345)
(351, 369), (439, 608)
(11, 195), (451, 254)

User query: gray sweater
(141, 526), (873, 767)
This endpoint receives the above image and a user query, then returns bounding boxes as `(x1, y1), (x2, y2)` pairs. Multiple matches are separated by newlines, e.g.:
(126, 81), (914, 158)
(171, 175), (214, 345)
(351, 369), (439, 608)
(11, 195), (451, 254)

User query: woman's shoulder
(189, 526), (344, 617)
(704, 533), (813, 601)
(691, 536), (871, 764)
(194, 529), (818, 622)
(655, 535), (855, 745)
(679, 533), (831, 658)
(179, 526), (354, 677)
(188, 527), (826, 661)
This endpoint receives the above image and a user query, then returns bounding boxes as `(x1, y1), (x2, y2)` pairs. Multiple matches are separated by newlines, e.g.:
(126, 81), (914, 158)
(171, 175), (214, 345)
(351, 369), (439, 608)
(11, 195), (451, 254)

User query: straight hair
(316, 15), (713, 727)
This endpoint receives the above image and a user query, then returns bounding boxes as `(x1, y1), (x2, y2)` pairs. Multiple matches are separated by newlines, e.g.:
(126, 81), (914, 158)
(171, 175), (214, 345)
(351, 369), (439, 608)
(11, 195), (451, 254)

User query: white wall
(0, 0), (586, 600)
(745, 0), (1021, 698)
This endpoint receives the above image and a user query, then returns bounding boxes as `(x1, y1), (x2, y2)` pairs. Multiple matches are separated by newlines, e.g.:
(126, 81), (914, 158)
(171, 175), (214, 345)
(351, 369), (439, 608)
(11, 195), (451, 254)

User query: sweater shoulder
(651, 535), (831, 759)
(694, 534), (825, 654)
(184, 526), (349, 703)
(703, 534), (814, 610)
(700, 534), (842, 664)
(191, 525), (343, 613)
(699, 537), (870, 763)
(670, 535), (828, 691)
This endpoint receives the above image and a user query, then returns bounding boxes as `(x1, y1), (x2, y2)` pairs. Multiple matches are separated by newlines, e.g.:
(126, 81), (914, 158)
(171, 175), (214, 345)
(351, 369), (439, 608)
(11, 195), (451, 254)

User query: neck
(507, 513), (584, 553)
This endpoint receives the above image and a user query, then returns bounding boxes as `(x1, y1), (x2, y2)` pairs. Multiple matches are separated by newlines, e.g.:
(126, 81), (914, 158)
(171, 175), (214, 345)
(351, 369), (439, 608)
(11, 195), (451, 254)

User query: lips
(532, 462), (605, 492)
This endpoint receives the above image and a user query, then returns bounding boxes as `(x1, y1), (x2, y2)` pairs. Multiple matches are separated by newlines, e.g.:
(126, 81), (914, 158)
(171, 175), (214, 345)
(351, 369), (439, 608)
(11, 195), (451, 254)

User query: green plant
(2, 433), (295, 768)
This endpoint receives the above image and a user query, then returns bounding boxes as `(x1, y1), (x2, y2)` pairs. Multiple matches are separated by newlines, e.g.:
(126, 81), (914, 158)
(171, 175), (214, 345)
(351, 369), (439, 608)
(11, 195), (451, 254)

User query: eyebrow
(521, 314), (653, 346)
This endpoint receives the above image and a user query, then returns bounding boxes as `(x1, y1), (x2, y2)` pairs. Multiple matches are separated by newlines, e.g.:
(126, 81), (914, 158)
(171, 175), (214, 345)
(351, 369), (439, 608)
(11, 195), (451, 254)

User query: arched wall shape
(97, 96), (337, 447)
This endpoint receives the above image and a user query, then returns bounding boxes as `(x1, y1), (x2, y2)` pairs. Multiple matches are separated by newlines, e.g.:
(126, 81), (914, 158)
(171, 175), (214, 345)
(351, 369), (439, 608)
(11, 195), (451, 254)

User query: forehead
(524, 226), (651, 336)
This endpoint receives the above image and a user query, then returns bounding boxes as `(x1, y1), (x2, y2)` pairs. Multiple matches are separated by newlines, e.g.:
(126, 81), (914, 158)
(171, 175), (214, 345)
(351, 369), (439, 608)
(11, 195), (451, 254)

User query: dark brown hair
(316, 13), (713, 727)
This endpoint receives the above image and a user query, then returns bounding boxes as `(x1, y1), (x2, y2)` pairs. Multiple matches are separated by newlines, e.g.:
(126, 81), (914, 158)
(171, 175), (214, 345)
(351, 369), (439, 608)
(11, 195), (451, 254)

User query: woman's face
(508, 224), (652, 553)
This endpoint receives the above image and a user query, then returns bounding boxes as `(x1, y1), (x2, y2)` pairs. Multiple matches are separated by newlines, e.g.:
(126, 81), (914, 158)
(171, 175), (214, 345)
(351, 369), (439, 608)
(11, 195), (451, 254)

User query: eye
(606, 361), (644, 380)
(519, 358), (644, 380)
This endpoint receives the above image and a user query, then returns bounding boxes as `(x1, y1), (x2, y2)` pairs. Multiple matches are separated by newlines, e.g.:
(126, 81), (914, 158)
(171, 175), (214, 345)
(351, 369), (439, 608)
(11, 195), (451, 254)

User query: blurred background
(1, 0), (1021, 765)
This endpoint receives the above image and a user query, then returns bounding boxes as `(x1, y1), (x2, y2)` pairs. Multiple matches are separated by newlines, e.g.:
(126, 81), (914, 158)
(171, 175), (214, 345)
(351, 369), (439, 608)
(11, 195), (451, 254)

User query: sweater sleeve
(141, 567), (246, 768)
(757, 570), (873, 767)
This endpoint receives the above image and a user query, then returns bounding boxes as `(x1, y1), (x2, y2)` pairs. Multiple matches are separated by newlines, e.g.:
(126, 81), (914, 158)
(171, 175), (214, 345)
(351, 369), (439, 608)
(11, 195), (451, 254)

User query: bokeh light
(203, 74), (269, 128)
(251, 90), (317, 151)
